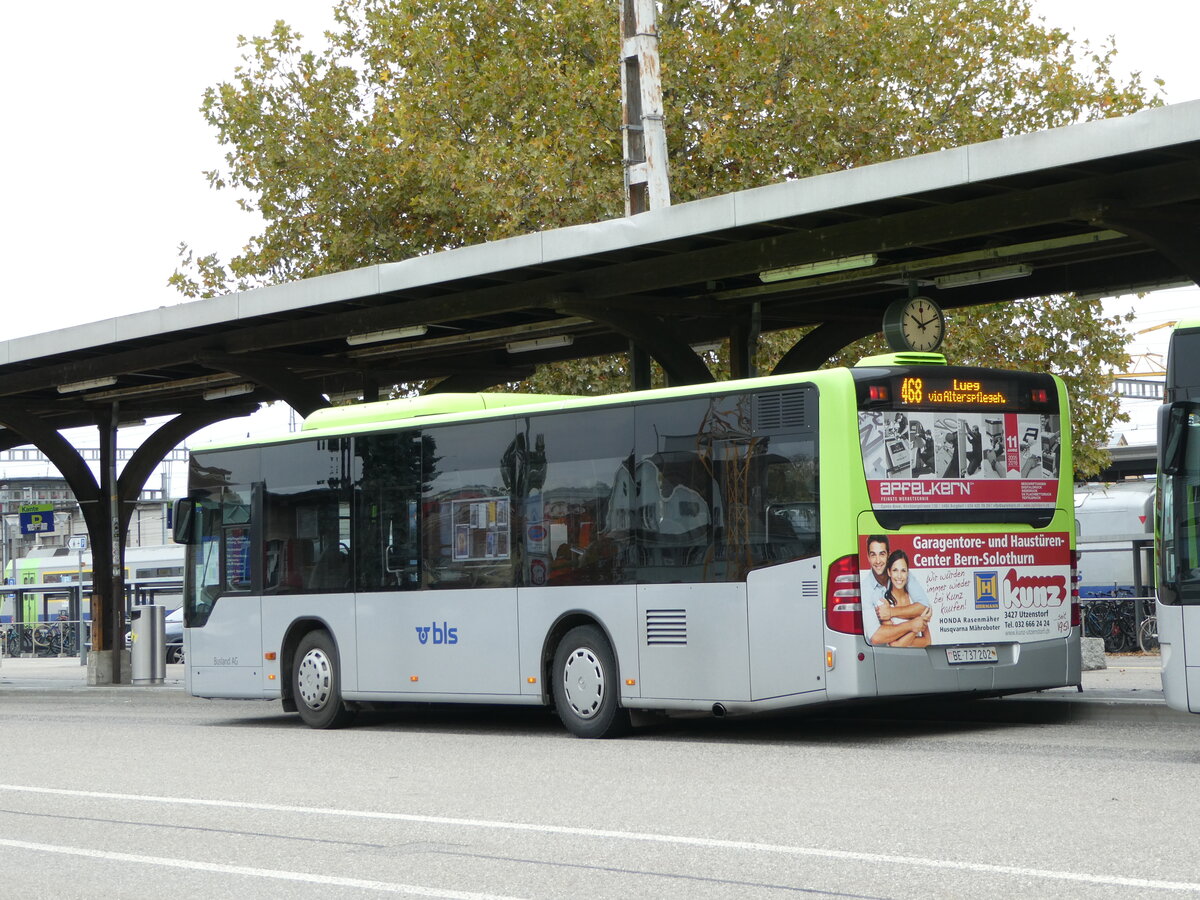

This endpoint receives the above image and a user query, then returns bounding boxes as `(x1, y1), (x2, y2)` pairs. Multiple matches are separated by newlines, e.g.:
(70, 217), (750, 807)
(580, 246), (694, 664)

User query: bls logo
(974, 572), (999, 610)
(415, 622), (459, 645)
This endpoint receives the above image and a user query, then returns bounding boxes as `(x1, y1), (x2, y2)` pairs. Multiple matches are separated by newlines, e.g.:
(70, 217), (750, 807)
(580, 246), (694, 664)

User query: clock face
(884, 297), (944, 352)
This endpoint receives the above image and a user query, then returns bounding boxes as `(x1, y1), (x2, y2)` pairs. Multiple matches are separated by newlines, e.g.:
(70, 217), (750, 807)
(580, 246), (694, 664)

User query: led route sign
(897, 376), (1011, 407)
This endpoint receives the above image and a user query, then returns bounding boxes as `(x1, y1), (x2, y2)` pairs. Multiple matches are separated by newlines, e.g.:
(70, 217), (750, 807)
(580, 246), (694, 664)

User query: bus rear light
(825, 648), (836, 670)
(1031, 388), (1049, 403)
(868, 385), (889, 401)
(826, 554), (864, 635)
(1070, 550), (1081, 627)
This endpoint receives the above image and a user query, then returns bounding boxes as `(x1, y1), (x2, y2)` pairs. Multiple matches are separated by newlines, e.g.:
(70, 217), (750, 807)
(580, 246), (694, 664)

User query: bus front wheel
(292, 630), (356, 729)
(552, 625), (630, 738)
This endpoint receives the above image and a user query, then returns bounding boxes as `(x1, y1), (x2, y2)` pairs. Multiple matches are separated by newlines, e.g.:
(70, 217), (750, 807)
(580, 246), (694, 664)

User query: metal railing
(1, 619), (86, 659)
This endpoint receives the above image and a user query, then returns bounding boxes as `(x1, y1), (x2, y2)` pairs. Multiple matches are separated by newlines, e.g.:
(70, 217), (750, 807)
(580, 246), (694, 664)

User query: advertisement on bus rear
(858, 411), (1061, 509)
(858, 532), (1071, 648)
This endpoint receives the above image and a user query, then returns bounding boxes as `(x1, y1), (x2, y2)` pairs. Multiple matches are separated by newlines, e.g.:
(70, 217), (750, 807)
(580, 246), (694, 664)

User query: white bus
(1157, 319), (1200, 711)
(174, 354), (1078, 736)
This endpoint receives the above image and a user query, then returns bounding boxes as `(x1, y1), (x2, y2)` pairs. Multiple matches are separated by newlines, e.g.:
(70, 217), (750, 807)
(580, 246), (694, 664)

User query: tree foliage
(172, 0), (1161, 477)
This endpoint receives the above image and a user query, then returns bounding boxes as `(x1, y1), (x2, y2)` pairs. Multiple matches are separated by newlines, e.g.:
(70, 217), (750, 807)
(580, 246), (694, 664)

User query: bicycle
(32, 623), (55, 657)
(59, 620), (79, 656)
(1138, 598), (1159, 653)
(1083, 594), (1137, 653)
(4, 624), (33, 657)
(49, 616), (79, 656)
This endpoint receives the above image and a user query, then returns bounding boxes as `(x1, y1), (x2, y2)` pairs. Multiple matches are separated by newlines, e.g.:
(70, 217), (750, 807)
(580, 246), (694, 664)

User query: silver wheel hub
(297, 647), (333, 711)
(561, 646), (604, 719)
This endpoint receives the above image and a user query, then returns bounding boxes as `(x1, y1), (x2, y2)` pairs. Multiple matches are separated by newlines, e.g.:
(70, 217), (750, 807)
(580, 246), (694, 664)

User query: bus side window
(521, 407), (635, 587)
(421, 421), (516, 590)
(761, 436), (819, 562)
(353, 432), (425, 592)
(262, 439), (350, 594)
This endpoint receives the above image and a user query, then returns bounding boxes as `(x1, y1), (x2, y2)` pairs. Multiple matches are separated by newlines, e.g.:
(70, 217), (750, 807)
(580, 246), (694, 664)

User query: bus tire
(552, 625), (630, 739)
(292, 630), (356, 729)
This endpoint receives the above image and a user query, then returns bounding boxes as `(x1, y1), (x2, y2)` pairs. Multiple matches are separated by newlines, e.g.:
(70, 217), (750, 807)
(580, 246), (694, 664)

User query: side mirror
(172, 498), (198, 545)
(1161, 402), (1197, 476)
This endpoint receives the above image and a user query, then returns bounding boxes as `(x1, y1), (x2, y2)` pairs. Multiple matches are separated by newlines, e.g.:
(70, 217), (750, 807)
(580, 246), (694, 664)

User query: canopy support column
(771, 320), (880, 375)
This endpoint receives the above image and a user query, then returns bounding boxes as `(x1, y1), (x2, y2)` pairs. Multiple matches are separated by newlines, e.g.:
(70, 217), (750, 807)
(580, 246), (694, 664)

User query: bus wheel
(552, 625), (630, 738)
(293, 631), (356, 729)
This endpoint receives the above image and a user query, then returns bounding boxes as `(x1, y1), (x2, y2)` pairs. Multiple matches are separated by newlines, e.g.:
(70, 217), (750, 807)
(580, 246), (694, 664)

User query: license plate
(946, 646), (998, 665)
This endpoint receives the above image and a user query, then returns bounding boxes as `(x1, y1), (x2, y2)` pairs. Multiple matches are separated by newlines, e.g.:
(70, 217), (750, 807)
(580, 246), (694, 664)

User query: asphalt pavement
(0, 651), (1179, 720)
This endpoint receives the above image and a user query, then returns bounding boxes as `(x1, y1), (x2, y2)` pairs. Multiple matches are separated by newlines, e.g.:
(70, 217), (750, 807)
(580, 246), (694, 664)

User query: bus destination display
(896, 375), (1012, 409)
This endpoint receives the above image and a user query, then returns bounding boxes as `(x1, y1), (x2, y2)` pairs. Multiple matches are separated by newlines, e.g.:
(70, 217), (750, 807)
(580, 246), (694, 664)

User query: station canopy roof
(0, 100), (1197, 444)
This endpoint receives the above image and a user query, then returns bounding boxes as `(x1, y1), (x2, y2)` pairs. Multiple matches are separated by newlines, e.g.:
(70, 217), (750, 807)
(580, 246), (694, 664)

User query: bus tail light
(826, 554), (863, 635)
(1070, 550), (1081, 627)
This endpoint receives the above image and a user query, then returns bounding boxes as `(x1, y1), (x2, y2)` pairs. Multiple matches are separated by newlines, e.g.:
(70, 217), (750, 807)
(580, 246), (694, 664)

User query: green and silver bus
(1157, 320), (1200, 712)
(173, 352), (1078, 736)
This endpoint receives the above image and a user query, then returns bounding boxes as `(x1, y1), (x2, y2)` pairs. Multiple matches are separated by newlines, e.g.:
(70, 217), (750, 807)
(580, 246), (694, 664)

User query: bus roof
(193, 367), (854, 452)
(190, 355), (1060, 454)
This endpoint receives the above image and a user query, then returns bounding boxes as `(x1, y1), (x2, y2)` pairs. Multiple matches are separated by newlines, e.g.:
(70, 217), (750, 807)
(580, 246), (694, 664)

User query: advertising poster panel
(858, 532), (1071, 649)
(858, 410), (1061, 510)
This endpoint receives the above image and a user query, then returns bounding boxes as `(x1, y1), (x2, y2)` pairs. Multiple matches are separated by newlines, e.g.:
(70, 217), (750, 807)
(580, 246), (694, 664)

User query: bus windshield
(1158, 401), (1200, 604)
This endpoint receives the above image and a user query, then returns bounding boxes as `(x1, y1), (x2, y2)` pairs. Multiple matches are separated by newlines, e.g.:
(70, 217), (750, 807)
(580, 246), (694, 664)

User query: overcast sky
(0, 0), (1194, 472)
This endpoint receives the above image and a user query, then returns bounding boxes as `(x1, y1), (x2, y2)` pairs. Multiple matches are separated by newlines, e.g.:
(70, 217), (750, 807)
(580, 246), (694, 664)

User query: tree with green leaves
(172, 0), (1158, 476)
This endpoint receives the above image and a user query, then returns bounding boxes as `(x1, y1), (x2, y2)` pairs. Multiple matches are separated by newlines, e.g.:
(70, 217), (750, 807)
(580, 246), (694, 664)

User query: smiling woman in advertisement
(880, 550), (934, 647)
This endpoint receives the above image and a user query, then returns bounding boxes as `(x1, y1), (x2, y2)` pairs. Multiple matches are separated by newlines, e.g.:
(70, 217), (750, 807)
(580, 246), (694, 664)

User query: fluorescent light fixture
(934, 264), (1032, 290)
(346, 325), (429, 345)
(506, 335), (574, 354)
(759, 253), (877, 283)
(690, 342), (722, 354)
(58, 376), (118, 393)
(203, 383), (256, 401)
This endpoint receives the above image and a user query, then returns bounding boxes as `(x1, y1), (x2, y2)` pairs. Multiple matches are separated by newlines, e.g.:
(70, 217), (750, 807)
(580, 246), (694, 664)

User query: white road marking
(0, 836), (524, 899)
(0, 783), (1195, 893)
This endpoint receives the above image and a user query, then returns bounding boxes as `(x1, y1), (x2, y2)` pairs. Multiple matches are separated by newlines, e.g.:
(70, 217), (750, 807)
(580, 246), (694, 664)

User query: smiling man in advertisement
(862, 535), (935, 646)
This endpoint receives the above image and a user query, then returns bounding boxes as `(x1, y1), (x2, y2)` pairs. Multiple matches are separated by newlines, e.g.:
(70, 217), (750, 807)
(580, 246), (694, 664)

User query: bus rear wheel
(552, 625), (630, 738)
(292, 630), (356, 729)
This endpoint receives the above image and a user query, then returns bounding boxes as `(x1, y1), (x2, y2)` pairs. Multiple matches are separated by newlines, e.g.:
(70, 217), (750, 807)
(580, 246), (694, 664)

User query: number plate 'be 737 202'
(946, 646), (998, 665)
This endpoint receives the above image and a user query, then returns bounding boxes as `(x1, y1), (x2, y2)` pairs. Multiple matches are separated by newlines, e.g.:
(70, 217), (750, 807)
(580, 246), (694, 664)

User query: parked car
(164, 607), (184, 664)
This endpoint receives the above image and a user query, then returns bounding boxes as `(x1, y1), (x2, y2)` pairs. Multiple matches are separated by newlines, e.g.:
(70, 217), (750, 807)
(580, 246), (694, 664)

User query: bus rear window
(856, 370), (1061, 528)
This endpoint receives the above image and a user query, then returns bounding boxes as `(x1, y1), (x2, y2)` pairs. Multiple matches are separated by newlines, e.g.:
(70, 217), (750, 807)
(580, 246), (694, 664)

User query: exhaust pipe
(712, 703), (727, 718)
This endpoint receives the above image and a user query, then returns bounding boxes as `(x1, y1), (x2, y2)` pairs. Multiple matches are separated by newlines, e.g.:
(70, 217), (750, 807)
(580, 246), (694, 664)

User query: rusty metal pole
(621, 0), (670, 216)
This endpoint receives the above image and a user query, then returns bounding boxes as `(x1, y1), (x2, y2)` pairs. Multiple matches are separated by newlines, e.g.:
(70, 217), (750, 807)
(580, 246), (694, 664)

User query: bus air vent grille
(756, 390), (809, 431)
(646, 609), (687, 645)
(801, 580), (819, 598)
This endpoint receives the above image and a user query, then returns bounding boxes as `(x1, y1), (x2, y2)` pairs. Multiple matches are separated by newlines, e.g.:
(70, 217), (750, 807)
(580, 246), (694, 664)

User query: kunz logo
(974, 571), (999, 610)
(415, 622), (459, 645)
